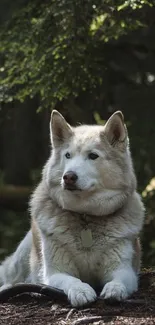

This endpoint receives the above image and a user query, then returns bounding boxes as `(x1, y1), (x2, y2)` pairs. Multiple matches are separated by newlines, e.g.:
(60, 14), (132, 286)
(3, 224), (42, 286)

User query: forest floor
(0, 271), (155, 325)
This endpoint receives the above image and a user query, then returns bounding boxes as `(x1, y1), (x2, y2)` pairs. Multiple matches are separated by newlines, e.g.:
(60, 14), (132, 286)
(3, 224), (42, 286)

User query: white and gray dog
(0, 110), (145, 307)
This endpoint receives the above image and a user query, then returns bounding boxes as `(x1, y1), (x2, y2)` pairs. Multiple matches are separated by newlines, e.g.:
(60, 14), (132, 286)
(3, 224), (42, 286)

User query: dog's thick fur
(0, 110), (145, 307)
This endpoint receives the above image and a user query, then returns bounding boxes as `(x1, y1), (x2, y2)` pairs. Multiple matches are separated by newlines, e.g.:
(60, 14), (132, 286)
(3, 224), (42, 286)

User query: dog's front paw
(68, 282), (97, 307)
(100, 281), (128, 301)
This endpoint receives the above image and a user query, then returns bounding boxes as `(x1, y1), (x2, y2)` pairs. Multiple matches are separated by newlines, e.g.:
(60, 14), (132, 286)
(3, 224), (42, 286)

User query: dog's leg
(44, 272), (97, 307)
(100, 265), (138, 301)
(41, 236), (97, 307)
(100, 238), (140, 301)
(0, 231), (32, 288)
(100, 238), (141, 301)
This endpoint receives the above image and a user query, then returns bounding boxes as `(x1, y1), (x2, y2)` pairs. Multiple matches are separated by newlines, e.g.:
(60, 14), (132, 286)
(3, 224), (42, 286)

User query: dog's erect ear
(50, 110), (73, 147)
(104, 111), (127, 148)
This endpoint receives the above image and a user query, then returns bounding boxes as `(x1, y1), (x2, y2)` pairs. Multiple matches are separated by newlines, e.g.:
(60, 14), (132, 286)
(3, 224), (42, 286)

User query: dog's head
(44, 110), (136, 216)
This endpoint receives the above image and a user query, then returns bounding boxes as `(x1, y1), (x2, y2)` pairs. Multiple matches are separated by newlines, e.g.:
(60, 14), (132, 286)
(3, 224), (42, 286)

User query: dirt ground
(0, 271), (155, 325)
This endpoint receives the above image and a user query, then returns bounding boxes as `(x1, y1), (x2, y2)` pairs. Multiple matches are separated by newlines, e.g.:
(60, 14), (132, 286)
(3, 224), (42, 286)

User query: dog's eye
(88, 153), (99, 160)
(65, 152), (71, 159)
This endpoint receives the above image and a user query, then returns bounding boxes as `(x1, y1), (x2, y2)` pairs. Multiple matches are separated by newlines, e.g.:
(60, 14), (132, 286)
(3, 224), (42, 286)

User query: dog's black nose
(63, 171), (78, 185)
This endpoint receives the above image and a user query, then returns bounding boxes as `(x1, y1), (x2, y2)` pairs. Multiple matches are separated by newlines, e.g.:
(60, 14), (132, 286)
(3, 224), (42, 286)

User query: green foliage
(0, 0), (153, 109)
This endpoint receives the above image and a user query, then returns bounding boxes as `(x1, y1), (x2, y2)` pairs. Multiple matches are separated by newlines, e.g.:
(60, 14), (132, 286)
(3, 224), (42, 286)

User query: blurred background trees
(0, 0), (155, 266)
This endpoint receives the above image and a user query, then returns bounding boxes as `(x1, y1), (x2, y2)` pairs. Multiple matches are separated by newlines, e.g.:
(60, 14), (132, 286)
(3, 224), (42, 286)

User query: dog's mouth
(63, 184), (81, 191)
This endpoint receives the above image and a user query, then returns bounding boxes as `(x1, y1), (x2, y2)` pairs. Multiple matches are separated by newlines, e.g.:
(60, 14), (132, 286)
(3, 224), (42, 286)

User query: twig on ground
(124, 299), (147, 305)
(99, 296), (147, 306)
(66, 308), (76, 320)
(0, 283), (67, 303)
(72, 316), (103, 325)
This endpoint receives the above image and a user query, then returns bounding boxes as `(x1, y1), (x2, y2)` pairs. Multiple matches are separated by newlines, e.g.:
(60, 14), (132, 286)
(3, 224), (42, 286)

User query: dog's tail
(0, 231), (32, 287)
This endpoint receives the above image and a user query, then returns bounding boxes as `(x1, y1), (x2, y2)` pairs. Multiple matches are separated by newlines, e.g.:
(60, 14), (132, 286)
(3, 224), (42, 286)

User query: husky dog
(0, 110), (145, 307)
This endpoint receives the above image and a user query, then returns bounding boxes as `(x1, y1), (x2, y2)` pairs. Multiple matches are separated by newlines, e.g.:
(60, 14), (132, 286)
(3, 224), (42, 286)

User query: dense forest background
(0, 0), (155, 267)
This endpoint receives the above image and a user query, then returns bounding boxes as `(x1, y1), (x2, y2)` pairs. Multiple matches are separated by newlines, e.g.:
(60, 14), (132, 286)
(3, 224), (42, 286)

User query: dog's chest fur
(37, 209), (133, 287)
